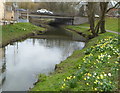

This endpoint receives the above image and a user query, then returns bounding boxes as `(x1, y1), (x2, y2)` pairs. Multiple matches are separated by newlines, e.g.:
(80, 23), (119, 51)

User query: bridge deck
(22, 14), (74, 19)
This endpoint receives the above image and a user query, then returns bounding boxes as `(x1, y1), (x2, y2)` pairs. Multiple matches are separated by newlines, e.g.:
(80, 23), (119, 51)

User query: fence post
(27, 9), (29, 22)
(72, 16), (74, 25)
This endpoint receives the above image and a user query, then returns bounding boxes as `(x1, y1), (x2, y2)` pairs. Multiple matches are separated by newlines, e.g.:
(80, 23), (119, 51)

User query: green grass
(31, 32), (119, 91)
(105, 17), (119, 32)
(66, 25), (90, 34)
(61, 35), (119, 91)
(81, 17), (119, 32)
(1, 23), (45, 47)
(66, 17), (119, 33)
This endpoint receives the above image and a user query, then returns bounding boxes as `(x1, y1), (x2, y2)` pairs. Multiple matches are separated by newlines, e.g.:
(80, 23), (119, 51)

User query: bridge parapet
(73, 17), (89, 25)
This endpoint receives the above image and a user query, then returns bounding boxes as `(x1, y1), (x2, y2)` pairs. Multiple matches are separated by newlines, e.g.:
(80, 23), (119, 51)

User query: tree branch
(106, 2), (120, 13)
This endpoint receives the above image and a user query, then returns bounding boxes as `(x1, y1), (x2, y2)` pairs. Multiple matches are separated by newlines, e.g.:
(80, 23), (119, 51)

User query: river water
(0, 26), (86, 91)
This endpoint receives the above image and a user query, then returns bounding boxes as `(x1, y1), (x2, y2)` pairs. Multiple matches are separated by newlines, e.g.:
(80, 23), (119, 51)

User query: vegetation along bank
(1, 17), (119, 91)
(32, 32), (119, 91)
(1, 23), (46, 47)
(31, 17), (119, 91)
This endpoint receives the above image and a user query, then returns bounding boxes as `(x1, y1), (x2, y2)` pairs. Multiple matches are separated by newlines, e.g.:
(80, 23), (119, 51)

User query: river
(0, 26), (86, 91)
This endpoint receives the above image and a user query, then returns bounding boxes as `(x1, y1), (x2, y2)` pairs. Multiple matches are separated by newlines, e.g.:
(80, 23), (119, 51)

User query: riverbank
(1, 23), (46, 47)
(64, 17), (119, 39)
(64, 25), (90, 39)
(31, 17), (119, 91)
(31, 32), (119, 91)
(0, 48), (4, 59)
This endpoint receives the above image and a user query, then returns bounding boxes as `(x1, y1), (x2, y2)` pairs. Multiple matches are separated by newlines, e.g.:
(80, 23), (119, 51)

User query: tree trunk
(87, 2), (108, 37)
(99, 2), (108, 33)
(87, 2), (97, 37)
(94, 2), (108, 34)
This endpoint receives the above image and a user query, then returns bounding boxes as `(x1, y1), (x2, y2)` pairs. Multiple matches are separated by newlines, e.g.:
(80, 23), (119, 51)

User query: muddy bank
(0, 48), (4, 59)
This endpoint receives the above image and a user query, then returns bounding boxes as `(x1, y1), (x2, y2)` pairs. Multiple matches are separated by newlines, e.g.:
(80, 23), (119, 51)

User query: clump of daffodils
(61, 37), (118, 91)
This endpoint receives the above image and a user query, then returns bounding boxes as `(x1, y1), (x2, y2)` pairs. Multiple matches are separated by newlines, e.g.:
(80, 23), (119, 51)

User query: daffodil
(67, 77), (71, 80)
(115, 61), (119, 64)
(63, 83), (66, 86)
(100, 82), (103, 85)
(61, 86), (64, 88)
(73, 76), (76, 79)
(104, 74), (107, 76)
(108, 73), (112, 77)
(84, 78), (86, 80)
(94, 80), (98, 84)
(97, 76), (100, 79)
(87, 76), (90, 79)
(102, 72), (105, 74)
(100, 74), (104, 79)
(88, 73), (92, 76)
(96, 66), (98, 68)
(109, 82), (112, 84)
(94, 88), (97, 91)
(94, 73), (97, 75)
(86, 83), (89, 85)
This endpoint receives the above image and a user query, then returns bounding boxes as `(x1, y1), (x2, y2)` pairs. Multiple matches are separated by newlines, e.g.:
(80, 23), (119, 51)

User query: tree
(96, 2), (119, 34)
(87, 2), (97, 37)
(95, 2), (108, 34)
(78, 5), (85, 16)
(87, 2), (119, 38)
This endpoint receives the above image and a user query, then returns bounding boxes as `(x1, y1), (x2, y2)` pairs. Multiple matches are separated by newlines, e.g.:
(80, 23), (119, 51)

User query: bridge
(21, 13), (89, 25)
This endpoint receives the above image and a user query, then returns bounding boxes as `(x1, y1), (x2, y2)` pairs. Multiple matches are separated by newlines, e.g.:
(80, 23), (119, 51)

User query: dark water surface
(1, 27), (86, 91)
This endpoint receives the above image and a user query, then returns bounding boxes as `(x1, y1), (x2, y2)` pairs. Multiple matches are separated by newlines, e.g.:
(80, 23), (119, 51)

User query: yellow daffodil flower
(94, 88), (97, 91)
(86, 83), (89, 85)
(84, 78), (86, 80)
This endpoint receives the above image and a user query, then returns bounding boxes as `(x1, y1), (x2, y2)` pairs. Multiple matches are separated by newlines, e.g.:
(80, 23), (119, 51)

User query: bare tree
(87, 2), (97, 37)
(87, 2), (119, 37)
(94, 2), (108, 34)
(95, 2), (119, 34)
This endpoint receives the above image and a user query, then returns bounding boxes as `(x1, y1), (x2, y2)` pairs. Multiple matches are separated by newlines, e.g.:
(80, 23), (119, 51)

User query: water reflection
(32, 26), (87, 42)
(1, 38), (85, 91)
(1, 24), (86, 91)
(0, 48), (6, 90)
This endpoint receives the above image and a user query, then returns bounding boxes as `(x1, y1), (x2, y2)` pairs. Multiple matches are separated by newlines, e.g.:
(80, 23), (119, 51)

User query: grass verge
(65, 17), (119, 34)
(31, 32), (119, 91)
(1, 23), (46, 47)
(105, 17), (119, 32)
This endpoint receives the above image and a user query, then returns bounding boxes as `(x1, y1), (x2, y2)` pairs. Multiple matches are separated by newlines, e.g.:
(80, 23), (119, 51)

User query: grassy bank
(32, 17), (119, 91)
(65, 17), (119, 34)
(105, 17), (119, 32)
(1, 23), (45, 47)
(65, 25), (90, 38)
(32, 32), (119, 91)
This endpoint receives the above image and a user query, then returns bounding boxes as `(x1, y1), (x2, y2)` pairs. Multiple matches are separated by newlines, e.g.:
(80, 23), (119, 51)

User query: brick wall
(0, 1), (15, 21)
(4, 11), (14, 20)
